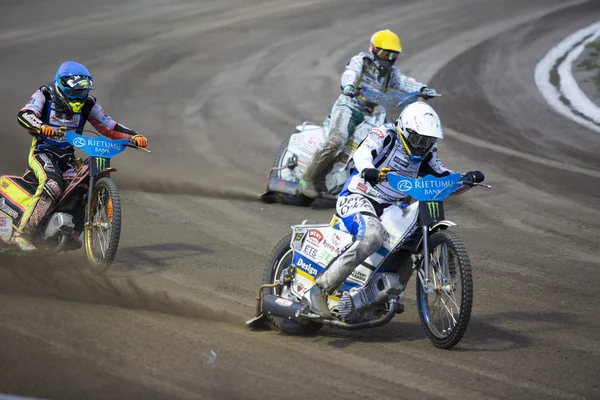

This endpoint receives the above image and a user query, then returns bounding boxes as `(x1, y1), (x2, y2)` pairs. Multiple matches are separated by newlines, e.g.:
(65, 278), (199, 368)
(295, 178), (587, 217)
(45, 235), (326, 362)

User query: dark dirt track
(0, 1), (599, 399)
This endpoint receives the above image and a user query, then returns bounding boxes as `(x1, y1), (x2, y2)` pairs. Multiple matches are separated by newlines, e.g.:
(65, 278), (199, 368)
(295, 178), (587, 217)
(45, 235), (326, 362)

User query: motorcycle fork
(417, 226), (435, 294)
(84, 175), (94, 229)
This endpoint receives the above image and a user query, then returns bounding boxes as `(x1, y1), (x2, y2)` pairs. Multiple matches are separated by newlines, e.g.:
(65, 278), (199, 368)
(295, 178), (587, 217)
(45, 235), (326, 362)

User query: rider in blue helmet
(53, 61), (95, 113)
(13, 61), (149, 252)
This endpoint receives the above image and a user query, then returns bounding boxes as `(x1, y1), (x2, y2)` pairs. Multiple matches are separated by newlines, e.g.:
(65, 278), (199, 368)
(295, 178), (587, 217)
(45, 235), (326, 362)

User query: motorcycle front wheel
(84, 177), (122, 272)
(416, 230), (473, 349)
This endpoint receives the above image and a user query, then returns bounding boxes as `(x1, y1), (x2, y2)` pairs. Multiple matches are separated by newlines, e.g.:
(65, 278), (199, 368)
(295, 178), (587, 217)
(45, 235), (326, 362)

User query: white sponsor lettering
(85, 138), (122, 154)
(296, 258), (318, 275)
(50, 113), (79, 124)
(338, 195), (374, 217)
(275, 298), (294, 307)
(0, 199), (18, 219)
(22, 113), (41, 129)
(413, 179), (453, 189)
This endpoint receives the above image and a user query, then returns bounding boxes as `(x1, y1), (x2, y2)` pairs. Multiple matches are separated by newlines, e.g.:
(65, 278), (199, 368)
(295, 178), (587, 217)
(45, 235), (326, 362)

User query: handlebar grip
(379, 167), (391, 183)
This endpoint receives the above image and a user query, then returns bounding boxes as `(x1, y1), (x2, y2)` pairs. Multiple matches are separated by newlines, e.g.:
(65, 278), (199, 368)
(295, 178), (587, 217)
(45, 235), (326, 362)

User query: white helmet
(397, 101), (443, 161)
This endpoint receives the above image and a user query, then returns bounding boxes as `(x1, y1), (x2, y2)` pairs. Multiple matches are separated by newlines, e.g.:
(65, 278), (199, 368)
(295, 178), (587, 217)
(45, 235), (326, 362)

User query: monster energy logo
(427, 202), (440, 219)
(95, 157), (106, 171)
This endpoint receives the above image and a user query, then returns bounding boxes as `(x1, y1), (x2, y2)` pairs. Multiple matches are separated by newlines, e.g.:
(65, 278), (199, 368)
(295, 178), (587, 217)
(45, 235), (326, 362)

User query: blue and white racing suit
(314, 122), (454, 292)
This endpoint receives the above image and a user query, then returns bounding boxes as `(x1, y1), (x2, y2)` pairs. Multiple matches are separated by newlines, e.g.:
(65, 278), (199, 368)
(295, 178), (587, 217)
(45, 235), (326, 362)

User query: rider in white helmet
(300, 29), (438, 199)
(306, 101), (484, 317)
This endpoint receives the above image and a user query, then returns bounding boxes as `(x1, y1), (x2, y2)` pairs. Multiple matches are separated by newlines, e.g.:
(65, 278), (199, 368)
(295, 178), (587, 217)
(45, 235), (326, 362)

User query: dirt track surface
(1, 1), (599, 399)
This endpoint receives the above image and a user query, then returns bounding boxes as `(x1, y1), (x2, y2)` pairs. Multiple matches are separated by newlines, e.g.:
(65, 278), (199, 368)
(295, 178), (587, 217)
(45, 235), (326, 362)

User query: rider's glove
(39, 125), (65, 138)
(342, 84), (357, 97)
(131, 134), (148, 148)
(462, 170), (485, 186)
(420, 86), (437, 97)
(361, 168), (380, 185)
(40, 124), (57, 137)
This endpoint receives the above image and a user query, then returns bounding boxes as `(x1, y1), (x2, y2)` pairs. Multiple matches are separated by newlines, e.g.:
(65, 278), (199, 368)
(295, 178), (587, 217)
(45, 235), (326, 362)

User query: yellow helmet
(369, 30), (402, 72)
(370, 30), (402, 53)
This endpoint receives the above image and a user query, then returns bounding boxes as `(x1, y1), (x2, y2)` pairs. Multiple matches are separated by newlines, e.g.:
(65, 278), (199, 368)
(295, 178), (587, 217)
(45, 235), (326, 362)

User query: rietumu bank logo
(427, 202), (440, 219)
(73, 137), (86, 148)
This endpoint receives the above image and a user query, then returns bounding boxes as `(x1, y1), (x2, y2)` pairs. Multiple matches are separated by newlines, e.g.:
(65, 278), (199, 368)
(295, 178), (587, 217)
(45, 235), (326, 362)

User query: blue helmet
(53, 61), (94, 113)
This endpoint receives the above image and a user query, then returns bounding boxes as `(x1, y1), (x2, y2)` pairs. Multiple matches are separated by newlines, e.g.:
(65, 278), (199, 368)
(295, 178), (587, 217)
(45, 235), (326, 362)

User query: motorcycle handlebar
(379, 167), (492, 189)
(30, 129), (151, 153)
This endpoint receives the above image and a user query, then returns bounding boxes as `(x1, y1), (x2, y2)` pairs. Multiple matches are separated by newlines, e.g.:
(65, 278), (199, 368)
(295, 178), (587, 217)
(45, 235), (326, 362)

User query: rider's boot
(299, 179), (319, 199)
(300, 134), (344, 199)
(307, 284), (332, 318)
(308, 215), (384, 317)
(66, 231), (83, 251)
(10, 232), (37, 253)
(10, 193), (56, 253)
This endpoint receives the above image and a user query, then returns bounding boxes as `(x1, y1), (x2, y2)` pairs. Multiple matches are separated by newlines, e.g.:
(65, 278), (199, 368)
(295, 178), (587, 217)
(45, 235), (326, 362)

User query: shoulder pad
(80, 96), (97, 119)
(360, 52), (375, 62)
(383, 121), (397, 132)
(39, 85), (52, 99)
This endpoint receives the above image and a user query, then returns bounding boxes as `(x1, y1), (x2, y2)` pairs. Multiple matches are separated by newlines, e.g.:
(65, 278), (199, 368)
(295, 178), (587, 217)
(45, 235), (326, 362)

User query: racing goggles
(63, 87), (89, 100)
(59, 77), (92, 100)
(406, 129), (436, 150)
(373, 47), (400, 61)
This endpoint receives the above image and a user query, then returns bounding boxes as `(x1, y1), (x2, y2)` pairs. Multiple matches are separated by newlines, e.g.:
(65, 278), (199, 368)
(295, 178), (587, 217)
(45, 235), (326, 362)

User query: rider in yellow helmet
(300, 30), (437, 198)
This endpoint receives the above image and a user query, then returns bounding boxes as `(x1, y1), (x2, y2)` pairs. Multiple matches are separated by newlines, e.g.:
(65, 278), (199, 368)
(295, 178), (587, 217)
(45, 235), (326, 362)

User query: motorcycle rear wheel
(263, 233), (322, 334)
(84, 177), (122, 272)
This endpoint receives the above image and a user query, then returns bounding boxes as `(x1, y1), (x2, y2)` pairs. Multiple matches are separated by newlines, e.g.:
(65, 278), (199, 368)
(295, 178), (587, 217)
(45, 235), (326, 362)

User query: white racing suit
(313, 122), (458, 300)
(302, 52), (428, 195)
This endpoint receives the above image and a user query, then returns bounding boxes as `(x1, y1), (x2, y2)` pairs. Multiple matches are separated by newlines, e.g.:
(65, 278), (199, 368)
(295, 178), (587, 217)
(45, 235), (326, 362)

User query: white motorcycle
(248, 171), (490, 349)
(261, 90), (439, 206)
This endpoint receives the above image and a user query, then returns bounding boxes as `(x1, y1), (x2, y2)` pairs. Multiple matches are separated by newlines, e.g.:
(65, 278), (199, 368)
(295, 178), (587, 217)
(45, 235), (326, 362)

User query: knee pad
(363, 215), (384, 250)
(355, 215), (384, 259)
(43, 178), (64, 202)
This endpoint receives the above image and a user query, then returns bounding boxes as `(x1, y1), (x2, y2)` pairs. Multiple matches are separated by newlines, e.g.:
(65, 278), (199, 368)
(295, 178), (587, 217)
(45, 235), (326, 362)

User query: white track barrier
(535, 21), (600, 133)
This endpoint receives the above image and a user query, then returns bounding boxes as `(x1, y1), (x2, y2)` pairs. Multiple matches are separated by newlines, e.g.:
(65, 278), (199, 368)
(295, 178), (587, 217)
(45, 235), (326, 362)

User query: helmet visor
(373, 47), (400, 61)
(406, 129), (436, 150)
(59, 76), (93, 99)
(62, 87), (89, 99)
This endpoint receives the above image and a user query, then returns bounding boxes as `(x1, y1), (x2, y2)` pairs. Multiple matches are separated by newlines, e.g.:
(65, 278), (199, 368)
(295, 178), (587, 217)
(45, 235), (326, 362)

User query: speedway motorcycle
(0, 130), (149, 272)
(261, 89), (440, 206)
(248, 170), (490, 349)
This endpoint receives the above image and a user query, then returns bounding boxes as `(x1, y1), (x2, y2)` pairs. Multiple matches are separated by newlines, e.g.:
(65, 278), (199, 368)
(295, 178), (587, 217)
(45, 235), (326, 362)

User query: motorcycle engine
(43, 212), (75, 240)
(337, 272), (404, 320)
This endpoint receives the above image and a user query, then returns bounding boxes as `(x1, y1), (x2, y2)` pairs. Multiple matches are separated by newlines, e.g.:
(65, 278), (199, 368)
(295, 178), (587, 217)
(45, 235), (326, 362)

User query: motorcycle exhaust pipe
(265, 177), (301, 196)
(320, 298), (398, 331)
(261, 294), (307, 323)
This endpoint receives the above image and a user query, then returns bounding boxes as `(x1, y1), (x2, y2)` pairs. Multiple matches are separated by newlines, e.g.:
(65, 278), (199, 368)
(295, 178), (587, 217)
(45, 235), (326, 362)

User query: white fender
(429, 220), (457, 231)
